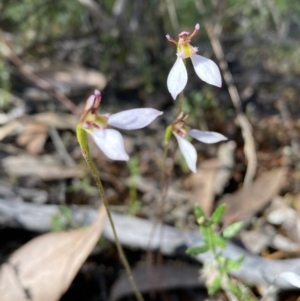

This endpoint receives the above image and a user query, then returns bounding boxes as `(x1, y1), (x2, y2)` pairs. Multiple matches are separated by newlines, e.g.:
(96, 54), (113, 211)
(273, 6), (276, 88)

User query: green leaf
(222, 221), (244, 239)
(210, 204), (226, 223)
(216, 254), (226, 266)
(208, 275), (221, 295)
(60, 205), (72, 221)
(186, 245), (209, 255)
(211, 233), (226, 249)
(201, 226), (212, 246)
(194, 205), (206, 224)
(225, 256), (244, 270)
(227, 279), (243, 298)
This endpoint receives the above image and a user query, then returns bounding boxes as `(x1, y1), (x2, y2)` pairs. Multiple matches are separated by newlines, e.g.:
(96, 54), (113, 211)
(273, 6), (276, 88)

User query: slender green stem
(159, 89), (185, 230)
(160, 140), (169, 200)
(157, 143), (177, 267)
(76, 126), (144, 301)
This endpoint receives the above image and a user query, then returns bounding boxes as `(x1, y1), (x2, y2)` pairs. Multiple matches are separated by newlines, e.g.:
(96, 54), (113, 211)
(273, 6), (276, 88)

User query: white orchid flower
(166, 24), (222, 100)
(80, 90), (163, 161)
(168, 113), (227, 173)
(279, 272), (300, 288)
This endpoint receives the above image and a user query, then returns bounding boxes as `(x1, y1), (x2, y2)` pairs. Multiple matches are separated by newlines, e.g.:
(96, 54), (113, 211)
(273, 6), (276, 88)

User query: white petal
(108, 108), (163, 130)
(190, 54), (222, 87)
(189, 129), (227, 144)
(91, 129), (129, 161)
(167, 57), (188, 100)
(174, 133), (197, 173)
(279, 272), (300, 288)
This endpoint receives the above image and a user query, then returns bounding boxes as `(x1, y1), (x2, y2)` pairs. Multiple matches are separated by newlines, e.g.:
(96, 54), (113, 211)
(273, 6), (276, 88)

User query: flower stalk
(76, 125), (145, 301)
(76, 90), (158, 301)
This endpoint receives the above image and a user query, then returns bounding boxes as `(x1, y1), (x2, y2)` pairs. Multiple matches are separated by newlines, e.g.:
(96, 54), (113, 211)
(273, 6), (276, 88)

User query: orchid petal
(174, 133), (197, 173)
(190, 54), (222, 87)
(279, 272), (300, 288)
(108, 108), (163, 130)
(189, 129), (227, 144)
(91, 129), (129, 161)
(167, 57), (188, 100)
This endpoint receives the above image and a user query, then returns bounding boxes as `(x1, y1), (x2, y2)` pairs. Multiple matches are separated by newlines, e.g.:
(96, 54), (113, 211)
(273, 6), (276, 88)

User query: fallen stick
(0, 198), (299, 289)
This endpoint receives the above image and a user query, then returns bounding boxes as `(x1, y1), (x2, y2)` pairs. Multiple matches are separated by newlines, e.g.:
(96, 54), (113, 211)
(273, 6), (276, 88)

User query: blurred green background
(1, 0), (300, 104)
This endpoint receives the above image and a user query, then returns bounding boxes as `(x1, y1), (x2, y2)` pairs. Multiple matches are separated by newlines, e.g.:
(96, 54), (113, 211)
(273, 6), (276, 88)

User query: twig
(203, 21), (257, 186)
(0, 31), (80, 116)
(48, 126), (76, 167)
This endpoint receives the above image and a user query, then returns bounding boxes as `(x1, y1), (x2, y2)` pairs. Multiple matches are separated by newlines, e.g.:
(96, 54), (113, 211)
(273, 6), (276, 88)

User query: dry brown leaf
(240, 227), (274, 254)
(0, 120), (24, 140)
(185, 159), (219, 216)
(220, 168), (286, 226)
(16, 122), (48, 155)
(214, 141), (236, 195)
(32, 112), (77, 130)
(0, 205), (106, 301)
(0, 112), (77, 143)
(2, 154), (82, 180)
(35, 63), (107, 94)
(267, 196), (300, 244)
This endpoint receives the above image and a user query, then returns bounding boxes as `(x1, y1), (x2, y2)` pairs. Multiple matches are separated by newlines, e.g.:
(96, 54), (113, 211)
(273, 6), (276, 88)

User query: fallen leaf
(0, 205), (106, 301)
(214, 141), (236, 195)
(0, 120), (24, 140)
(220, 168), (286, 226)
(16, 122), (48, 155)
(240, 227), (274, 254)
(35, 63), (107, 94)
(32, 112), (77, 130)
(0, 112), (77, 142)
(2, 154), (82, 180)
(185, 159), (219, 216)
(267, 196), (300, 244)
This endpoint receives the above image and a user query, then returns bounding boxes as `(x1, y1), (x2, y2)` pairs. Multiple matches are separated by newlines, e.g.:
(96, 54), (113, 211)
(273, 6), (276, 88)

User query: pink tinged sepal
(107, 108), (163, 130)
(167, 57), (188, 100)
(190, 54), (222, 87)
(85, 95), (96, 111)
(279, 272), (300, 288)
(189, 129), (227, 144)
(91, 129), (129, 161)
(174, 133), (197, 173)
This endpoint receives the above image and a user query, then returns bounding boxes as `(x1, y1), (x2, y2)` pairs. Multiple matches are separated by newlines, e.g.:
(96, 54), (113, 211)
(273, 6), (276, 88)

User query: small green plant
(67, 177), (98, 196)
(186, 204), (256, 301)
(51, 205), (77, 232)
(127, 156), (141, 216)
